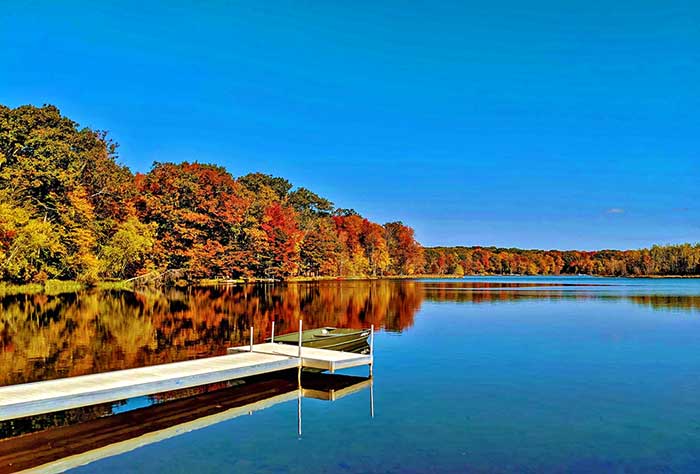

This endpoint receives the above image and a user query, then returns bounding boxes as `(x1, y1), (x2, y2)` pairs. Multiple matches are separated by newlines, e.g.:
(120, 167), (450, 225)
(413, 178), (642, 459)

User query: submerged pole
(249, 326), (254, 352)
(370, 377), (375, 419)
(271, 320), (275, 344)
(297, 386), (303, 437)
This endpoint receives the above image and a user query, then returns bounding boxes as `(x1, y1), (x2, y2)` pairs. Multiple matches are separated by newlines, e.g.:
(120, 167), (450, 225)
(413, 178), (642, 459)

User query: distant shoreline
(281, 274), (700, 281)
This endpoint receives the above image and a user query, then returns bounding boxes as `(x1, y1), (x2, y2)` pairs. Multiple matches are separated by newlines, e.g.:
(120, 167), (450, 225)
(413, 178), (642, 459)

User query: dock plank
(0, 352), (298, 421)
(227, 343), (372, 372)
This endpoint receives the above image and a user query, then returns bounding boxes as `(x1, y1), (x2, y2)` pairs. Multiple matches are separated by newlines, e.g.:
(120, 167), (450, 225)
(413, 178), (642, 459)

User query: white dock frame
(0, 321), (373, 422)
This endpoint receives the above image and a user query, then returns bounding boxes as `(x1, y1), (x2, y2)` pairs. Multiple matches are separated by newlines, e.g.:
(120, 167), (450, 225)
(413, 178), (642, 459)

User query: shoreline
(2, 273), (699, 296)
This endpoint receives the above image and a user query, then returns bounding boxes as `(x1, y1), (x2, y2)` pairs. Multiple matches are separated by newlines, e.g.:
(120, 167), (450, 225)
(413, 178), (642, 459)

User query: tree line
(0, 104), (424, 283)
(0, 104), (696, 283)
(424, 244), (700, 277)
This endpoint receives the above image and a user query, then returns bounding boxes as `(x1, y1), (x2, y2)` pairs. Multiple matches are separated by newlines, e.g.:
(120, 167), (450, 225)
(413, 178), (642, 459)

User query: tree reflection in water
(1, 280), (697, 387)
(0, 281), (421, 386)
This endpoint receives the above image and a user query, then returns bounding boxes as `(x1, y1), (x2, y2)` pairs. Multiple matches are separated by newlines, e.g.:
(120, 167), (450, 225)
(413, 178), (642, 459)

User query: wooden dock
(0, 323), (373, 422)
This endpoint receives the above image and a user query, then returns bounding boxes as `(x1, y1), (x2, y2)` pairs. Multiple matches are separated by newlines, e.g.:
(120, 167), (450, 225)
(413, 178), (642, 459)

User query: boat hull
(271, 328), (370, 354)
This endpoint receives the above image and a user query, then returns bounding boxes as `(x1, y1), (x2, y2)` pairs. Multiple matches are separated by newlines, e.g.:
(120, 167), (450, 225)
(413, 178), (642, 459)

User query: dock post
(369, 324), (374, 377)
(370, 377), (375, 419)
(298, 319), (303, 359)
(297, 319), (303, 384)
(271, 320), (275, 344)
(249, 326), (254, 352)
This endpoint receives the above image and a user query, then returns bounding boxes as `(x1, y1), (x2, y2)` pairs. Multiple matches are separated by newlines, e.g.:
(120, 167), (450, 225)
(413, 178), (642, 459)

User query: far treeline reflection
(1, 281), (699, 387)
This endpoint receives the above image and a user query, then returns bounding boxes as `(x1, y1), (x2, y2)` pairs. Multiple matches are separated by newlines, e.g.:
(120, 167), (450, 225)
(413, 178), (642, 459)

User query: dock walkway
(227, 342), (372, 372)
(0, 334), (372, 422)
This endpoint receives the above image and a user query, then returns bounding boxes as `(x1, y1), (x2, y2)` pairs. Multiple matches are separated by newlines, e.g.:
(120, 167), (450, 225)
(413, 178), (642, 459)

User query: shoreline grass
(0, 279), (136, 297)
(0, 280), (84, 297)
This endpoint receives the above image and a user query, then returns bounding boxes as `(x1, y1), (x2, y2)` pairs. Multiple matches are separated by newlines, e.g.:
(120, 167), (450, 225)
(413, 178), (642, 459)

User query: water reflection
(422, 280), (700, 308)
(1, 280), (698, 386)
(0, 282), (420, 386)
(0, 371), (372, 474)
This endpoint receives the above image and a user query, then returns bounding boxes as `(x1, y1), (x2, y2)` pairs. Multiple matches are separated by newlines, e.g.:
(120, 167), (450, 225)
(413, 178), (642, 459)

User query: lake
(2, 277), (700, 473)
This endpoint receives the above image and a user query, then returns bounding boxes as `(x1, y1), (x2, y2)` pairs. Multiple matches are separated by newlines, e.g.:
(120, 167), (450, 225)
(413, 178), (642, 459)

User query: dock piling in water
(297, 386), (302, 437)
(369, 324), (375, 377)
(298, 319), (303, 359)
(297, 319), (303, 384)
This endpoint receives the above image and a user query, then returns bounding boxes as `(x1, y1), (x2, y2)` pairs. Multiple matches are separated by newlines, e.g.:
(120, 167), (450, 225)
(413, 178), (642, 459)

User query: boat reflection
(0, 371), (374, 474)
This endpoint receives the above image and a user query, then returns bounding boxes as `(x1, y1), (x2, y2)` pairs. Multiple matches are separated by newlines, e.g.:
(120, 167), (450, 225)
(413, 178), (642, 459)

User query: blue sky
(1, 1), (698, 249)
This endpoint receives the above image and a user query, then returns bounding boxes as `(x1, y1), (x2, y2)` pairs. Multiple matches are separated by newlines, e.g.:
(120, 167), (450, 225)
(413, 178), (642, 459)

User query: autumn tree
(333, 214), (369, 275)
(136, 162), (248, 278)
(232, 173), (295, 277)
(361, 220), (390, 276)
(300, 218), (343, 276)
(384, 222), (425, 275)
(260, 202), (303, 277)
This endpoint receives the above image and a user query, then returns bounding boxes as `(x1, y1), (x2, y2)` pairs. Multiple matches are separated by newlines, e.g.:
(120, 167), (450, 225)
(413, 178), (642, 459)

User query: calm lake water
(2, 277), (700, 473)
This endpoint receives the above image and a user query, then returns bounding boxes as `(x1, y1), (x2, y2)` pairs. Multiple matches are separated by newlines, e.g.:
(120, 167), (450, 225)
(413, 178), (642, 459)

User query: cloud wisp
(606, 208), (625, 214)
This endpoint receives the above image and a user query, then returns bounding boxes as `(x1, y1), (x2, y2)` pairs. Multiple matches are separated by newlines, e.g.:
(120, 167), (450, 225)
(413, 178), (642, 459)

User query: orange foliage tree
(135, 162), (249, 278)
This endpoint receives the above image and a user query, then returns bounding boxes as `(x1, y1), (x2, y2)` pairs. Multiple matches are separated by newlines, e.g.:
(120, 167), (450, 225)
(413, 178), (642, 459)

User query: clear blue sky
(1, 1), (698, 249)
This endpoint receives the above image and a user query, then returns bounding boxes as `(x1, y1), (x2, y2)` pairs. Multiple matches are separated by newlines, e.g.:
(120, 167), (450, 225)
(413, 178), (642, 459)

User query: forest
(0, 104), (423, 283)
(0, 104), (697, 284)
(424, 244), (700, 277)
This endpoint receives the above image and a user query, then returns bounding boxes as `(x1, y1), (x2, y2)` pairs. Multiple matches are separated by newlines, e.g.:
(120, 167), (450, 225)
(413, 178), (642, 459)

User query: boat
(270, 327), (371, 353)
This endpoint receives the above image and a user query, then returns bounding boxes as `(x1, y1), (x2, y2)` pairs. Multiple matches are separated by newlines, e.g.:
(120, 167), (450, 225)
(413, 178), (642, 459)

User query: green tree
(238, 173), (292, 200)
(288, 187), (334, 229)
(0, 197), (62, 282)
(100, 218), (156, 278)
(0, 104), (132, 281)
